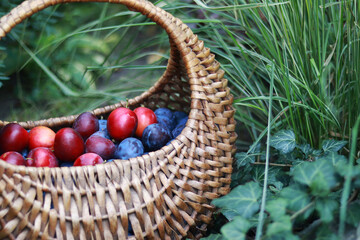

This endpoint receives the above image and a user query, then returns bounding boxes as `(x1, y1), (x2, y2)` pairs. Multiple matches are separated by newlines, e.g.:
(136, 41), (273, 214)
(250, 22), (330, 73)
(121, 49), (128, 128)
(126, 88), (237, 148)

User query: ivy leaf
(235, 152), (255, 167)
(266, 198), (288, 220)
(317, 152), (348, 176)
(297, 144), (313, 156)
(221, 209), (242, 221)
(315, 224), (339, 240)
(346, 201), (360, 226)
(221, 216), (251, 240)
(280, 185), (313, 219)
(251, 166), (284, 191)
(201, 234), (224, 240)
(315, 198), (338, 223)
(266, 216), (298, 240)
(266, 234), (299, 240)
(212, 182), (261, 219)
(270, 130), (296, 154)
(291, 159), (337, 196)
(321, 139), (347, 153)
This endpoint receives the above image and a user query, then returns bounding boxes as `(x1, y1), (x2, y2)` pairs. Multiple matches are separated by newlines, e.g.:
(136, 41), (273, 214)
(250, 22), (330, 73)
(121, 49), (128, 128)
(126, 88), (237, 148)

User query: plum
(0, 151), (26, 166)
(0, 123), (29, 154)
(26, 147), (58, 168)
(74, 153), (103, 166)
(85, 135), (115, 160)
(173, 111), (188, 123)
(142, 123), (171, 151)
(54, 128), (84, 162)
(172, 123), (186, 138)
(154, 108), (176, 131)
(107, 108), (137, 141)
(90, 130), (111, 140)
(28, 126), (56, 150)
(176, 116), (188, 127)
(98, 119), (107, 131)
(114, 137), (144, 160)
(134, 107), (157, 138)
(60, 162), (74, 167)
(73, 112), (99, 140)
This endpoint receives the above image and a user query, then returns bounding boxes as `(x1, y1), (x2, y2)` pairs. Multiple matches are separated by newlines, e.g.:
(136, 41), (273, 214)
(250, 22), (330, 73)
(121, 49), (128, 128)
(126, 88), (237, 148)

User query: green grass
(185, 0), (359, 149)
(2, 0), (358, 148)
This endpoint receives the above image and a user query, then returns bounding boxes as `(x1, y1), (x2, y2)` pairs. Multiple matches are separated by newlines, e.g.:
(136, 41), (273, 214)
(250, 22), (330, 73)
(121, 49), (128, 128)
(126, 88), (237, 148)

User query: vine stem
(255, 62), (275, 240)
(251, 162), (292, 167)
(290, 201), (315, 221)
(338, 114), (360, 238)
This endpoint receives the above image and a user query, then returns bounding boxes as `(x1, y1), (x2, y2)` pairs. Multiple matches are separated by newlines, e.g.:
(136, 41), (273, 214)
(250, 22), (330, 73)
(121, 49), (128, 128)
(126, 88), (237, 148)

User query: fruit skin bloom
(142, 123), (172, 151)
(73, 112), (99, 140)
(154, 108), (176, 131)
(85, 135), (115, 160)
(114, 137), (144, 160)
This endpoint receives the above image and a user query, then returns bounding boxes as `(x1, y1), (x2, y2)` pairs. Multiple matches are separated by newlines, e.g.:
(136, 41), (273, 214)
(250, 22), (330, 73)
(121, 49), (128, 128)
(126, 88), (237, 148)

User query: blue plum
(142, 123), (172, 151)
(21, 148), (29, 158)
(90, 130), (111, 140)
(173, 111), (187, 123)
(98, 119), (107, 132)
(60, 162), (74, 167)
(172, 123), (186, 138)
(114, 138), (144, 160)
(154, 108), (176, 131)
(176, 116), (188, 126)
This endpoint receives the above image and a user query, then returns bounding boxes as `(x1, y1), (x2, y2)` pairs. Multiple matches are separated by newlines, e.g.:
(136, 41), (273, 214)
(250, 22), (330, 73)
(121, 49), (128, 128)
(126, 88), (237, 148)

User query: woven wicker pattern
(0, 0), (237, 239)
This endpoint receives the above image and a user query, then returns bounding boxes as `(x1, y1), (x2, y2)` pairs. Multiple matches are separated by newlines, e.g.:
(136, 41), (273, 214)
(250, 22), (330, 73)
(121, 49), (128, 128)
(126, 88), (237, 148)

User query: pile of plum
(0, 107), (188, 167)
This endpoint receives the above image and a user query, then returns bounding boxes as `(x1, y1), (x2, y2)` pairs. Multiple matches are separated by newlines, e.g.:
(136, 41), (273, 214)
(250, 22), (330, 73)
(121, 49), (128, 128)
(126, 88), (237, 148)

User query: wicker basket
(0, 0), (237, 239)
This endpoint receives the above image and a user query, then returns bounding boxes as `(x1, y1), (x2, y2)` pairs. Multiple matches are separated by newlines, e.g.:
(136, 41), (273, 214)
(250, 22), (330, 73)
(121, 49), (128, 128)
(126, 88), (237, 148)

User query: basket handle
(0, 0), (235, 135)
(1, 0), (180, 39)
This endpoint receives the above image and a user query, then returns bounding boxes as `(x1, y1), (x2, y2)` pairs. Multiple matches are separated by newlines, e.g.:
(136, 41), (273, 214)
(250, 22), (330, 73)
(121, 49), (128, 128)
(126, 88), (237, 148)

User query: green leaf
(315, 198), (338, 223)
(221, 216), (251, 240)
(201, 234), (224, 240)
(235, 152), (255, 167)
(297, 144), (313, 156)
(317, 152), (348, 176)
(345, 201), (360, 226)
(280, 186), (312, 218)
(251, 166), (284, 191)
(296, 144), (322, 158)
(270, 130), (296, 154)
(266, 216), (294, 237)
(221, 209), (242, 221)
(266, 198), (288, 220)
(315, 224), (339, 240)
(321, 139), (347, 153)
(267, 234), (300, 240)
(212, 182), (261, 219)
(291, 159), (337, 196)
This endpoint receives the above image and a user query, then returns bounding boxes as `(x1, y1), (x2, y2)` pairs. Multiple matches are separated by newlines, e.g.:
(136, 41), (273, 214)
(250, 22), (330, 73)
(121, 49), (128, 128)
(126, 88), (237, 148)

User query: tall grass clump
(184, 0), (360, 148)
